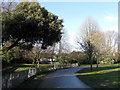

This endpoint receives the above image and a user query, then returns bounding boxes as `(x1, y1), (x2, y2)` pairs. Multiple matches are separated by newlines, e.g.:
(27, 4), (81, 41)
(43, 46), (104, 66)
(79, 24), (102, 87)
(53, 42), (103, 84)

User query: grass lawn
(76, 64), (120, 89)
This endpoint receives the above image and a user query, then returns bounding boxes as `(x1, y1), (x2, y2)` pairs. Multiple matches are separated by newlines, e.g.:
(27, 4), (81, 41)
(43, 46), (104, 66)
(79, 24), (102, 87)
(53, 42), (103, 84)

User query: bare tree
(92, 30), (106, 68)
(32, 44), (56, 65)
(76, 17), (100, 70)
(57, 29), (72, 63)
(103, 31), (118, 63)
(32, 45), (43, 67)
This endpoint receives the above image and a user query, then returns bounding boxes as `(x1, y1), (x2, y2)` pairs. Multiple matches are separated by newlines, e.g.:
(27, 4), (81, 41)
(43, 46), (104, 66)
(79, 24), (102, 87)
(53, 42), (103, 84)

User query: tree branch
(0, 38), (21, 55)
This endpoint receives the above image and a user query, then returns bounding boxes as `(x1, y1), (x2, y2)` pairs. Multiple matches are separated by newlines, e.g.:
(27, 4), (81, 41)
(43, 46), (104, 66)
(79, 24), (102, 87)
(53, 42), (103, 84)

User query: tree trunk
(37, 59), (39, 68)
(97, 58), (98, 68)
(59, 40), (61, 59)
(32, 56), (36, 66)
(0, 38), (21, 55)
(90, 56), (92, 70)
(32, 59), (35, 65)
(51, 43), (56, 64)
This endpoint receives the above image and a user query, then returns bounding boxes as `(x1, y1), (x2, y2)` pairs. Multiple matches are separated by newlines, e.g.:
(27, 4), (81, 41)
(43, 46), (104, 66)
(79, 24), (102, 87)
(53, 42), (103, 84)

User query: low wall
(2, 63), (78, 89)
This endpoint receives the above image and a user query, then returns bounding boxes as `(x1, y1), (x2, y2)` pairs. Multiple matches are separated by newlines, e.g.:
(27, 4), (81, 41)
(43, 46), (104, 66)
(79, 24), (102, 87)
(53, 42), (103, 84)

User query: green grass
(76, 64), (120, 88)
(14, 64), (53, 71)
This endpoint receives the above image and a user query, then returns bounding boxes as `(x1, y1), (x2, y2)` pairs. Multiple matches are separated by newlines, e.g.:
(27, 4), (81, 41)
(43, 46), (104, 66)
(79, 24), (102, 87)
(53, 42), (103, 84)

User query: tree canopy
(1, 1), (64, 54)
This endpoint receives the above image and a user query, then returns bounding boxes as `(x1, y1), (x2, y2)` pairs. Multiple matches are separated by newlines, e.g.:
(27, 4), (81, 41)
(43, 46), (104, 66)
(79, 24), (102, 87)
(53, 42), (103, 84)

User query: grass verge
(76, 64), (120, 89)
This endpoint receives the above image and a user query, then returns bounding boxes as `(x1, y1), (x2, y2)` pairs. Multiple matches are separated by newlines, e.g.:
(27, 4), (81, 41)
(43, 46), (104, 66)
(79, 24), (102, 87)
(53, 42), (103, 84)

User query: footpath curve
(38, 67), (93, 89)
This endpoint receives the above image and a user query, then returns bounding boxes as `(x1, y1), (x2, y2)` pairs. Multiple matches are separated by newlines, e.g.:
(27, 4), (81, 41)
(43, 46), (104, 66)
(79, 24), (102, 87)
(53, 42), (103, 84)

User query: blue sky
(1, 1), (118, 51)
(39, 2), (118, 51)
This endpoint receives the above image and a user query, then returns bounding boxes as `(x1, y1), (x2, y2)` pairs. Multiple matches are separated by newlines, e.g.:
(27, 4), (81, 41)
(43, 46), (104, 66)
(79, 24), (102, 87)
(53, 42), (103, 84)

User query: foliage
(2, 49), (14, 65)
(58, 57), (64, 64)
(67, 51), (88, 64)
(54, 59), (59, 62)
(99, 58), (115, 64)
(68, 59), (77, 64)
(2, 42), (34, 66)
(1, 1), (63, 54)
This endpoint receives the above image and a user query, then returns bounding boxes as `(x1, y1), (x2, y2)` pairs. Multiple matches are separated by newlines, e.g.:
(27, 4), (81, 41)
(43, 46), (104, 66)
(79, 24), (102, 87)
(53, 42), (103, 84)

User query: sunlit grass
(15, 67), (31, 71)
(76, 68), (119, 75)
(30, 73), (47, 88)
(76, 64), (120, 88)
(14, 64), (53, 71)
(34, 74), (46, 80)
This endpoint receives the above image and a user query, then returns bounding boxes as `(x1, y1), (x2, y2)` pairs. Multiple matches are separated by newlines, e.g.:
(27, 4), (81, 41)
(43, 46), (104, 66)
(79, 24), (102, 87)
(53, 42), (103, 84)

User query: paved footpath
(38, 67), (94, 89)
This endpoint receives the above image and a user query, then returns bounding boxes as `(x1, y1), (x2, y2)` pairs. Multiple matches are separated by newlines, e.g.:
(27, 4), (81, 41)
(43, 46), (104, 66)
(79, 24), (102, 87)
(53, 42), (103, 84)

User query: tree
(58, 29), (71, 62)
(31, 44), (50, 67)
(67, 51), (88, 65)
(2, 42), (29, 65)
(76, 17), (99, 70)
(51, 43), (56, 64)
(92, 30), (106, 68)
(0, 0), (17, 54)
(1, 1), (63, 55)
(103, 31), (118, 64)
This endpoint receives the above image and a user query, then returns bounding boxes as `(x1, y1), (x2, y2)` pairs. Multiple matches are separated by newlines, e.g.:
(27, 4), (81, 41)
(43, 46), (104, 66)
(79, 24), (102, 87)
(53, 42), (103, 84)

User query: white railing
(2, 63), (78, 89)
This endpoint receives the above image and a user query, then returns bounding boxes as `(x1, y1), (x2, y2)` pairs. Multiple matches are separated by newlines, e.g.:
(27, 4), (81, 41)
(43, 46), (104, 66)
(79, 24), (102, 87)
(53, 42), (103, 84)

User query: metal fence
(2, 63), (78, 89)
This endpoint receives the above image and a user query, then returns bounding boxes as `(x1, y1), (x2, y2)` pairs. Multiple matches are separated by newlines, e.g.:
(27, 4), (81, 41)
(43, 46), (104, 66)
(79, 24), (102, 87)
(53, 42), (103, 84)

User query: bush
(58, 58), (64, 64)
(68, 59), (77, 64)
(2, 50), (15, 66)
(2, 48), (33, 66)
(99, 58), (115, 64)
(54, 59), (59, 62)
(77, 57), (89, 64)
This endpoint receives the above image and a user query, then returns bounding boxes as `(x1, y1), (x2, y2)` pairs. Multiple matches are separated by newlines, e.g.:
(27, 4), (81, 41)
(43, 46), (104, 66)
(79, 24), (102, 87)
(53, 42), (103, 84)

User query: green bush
(68, 59), (77, 64)
(58, 58), (64, 64)
(54, 59), (59, 62)
(99, 58), (115, 64)
(2, 48), (33, 67)
(2, 50), (14, 65)
(77, 57), (89, 64)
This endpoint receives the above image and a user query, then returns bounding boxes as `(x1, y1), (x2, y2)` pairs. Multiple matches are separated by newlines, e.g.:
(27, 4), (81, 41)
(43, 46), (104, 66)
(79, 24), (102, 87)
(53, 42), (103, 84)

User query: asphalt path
(38, 67), (94, 89)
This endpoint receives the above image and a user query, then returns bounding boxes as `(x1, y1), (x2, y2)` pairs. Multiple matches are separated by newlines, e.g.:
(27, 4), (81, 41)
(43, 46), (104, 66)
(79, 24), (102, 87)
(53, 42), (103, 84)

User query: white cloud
(104, 25), (118, 32)
(104, 16), (117, 22)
